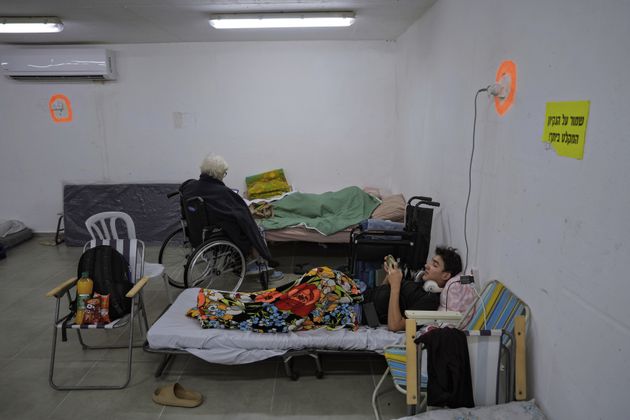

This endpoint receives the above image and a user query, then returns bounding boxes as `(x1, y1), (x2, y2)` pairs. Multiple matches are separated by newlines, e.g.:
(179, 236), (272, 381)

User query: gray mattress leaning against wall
(63, 183), (181, 246)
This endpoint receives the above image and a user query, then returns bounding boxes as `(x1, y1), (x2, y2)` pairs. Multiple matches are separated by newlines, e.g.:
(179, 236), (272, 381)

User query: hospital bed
(145, 287), (406, 379)
(262, 189), (408, 244)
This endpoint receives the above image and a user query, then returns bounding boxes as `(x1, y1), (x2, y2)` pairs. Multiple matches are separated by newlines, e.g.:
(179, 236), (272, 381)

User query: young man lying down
(186, 247), (471, 333)
(361, 246), (473, 331)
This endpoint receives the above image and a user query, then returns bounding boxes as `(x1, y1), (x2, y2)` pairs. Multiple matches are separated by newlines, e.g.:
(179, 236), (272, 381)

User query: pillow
(438, 275), (477, 313)
(362, 187), (382, 200)
(371, 194), (406, 222)
(245, 168), (291, 199)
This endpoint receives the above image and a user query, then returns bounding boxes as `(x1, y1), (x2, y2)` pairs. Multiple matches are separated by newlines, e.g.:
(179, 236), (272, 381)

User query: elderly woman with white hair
(181, 154), (273, 265)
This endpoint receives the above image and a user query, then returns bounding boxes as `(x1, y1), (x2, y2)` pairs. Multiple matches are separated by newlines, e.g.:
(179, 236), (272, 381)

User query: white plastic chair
(85, 211), (136, 240)
(85, 211), (171, 302)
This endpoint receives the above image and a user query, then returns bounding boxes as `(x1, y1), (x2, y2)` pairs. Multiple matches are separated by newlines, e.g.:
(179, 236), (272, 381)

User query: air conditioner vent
(0, 48), (117, 81)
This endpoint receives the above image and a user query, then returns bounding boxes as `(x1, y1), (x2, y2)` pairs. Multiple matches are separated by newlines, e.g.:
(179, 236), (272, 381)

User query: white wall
(2, 4), (629, 416)
(0, 41), (397, 231)
(394, 0), (630, 418)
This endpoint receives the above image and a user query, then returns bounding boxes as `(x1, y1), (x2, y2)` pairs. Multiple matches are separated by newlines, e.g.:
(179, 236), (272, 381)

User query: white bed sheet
(147, 288), (404, 365)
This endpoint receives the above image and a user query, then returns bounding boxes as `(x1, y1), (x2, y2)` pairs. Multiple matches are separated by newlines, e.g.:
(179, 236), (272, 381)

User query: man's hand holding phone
(384, 254), (398, 273)
(383, 255), (402, 290)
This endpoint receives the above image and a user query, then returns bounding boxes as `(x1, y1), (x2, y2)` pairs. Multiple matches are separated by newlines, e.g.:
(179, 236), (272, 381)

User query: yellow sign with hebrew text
(542, 101), (590, 160)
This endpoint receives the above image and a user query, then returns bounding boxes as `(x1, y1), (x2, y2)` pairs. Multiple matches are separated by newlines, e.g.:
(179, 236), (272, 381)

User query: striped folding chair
(373, 280), (529, 419)
(46, 239), (151, 390)
(372, 344), (415, 419)
(409, 280), (529, 413)
(372, 320), (454, 419)
(457, 280), (530, 404)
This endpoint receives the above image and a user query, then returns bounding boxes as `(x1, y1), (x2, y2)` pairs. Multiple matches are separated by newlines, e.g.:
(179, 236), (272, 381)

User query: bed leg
(307, 352), (324, 379)
(283, 355), (299, 381)
(155, 354), (175, 377)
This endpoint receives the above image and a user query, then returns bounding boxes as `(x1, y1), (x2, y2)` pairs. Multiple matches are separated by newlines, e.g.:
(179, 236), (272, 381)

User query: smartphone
(385, 254), (397, 270)
(362, 302), (381, 328)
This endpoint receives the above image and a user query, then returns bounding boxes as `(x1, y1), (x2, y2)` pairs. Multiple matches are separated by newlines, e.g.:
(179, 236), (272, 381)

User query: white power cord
(465, 83), (503, 274)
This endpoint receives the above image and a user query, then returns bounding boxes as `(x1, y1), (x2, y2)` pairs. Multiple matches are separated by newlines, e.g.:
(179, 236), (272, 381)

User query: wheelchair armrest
(126, 276), (150, 298)
(404, 310), (463, 324)
(349, 225), (363, 237)
(46, 277), (78, 298)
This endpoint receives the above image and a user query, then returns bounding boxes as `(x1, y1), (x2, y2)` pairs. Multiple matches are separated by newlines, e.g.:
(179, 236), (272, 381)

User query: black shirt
(362, 280), (440, 324)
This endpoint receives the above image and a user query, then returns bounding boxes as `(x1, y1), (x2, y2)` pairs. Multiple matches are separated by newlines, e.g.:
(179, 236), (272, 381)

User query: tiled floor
(0, 237), (408, 420)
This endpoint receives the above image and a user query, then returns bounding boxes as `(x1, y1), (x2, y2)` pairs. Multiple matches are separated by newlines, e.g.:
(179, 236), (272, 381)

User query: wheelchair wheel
(184, 240), (246, 291)
(158, 228), (191, 289)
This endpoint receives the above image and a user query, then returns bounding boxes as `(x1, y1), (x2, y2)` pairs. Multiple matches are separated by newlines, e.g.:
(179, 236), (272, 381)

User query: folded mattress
(0, 227), (33, 249)
(147, 288), (404, 365)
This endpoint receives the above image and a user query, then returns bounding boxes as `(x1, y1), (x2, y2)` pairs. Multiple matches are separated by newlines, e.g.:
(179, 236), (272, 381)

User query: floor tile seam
(3, 315), (53, 321)
(46, 359), (98, 415)
(46, 385), (75, 420)
(268, 361), (279, 414)
(92, 359), (161, 367)
(11, 323), (53, 359)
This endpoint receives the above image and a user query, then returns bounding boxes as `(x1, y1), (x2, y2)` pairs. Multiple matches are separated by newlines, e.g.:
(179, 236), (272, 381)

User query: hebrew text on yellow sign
(542, 101), (590, 160)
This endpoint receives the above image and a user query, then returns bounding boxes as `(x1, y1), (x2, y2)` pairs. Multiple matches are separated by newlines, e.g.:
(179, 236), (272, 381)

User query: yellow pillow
(245, 168), (291, 199)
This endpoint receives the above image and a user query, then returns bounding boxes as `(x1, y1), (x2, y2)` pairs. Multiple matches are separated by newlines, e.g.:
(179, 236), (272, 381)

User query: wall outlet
(460, 275), (474, 284)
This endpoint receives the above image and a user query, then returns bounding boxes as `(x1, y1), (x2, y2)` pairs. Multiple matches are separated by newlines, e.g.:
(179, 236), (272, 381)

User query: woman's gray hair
(200, 154), (229, 181)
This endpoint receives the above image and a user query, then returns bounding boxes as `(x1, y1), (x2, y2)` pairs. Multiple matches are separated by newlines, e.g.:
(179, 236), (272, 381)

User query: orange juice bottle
(75, 271), (93, 325)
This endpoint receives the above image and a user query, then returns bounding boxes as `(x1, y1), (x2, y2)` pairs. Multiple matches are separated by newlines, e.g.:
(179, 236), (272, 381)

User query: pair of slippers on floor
(152, 382), (203, 408)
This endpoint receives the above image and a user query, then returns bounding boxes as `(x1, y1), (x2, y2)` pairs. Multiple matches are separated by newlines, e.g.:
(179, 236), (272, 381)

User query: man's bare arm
(387, 269), (405, 332)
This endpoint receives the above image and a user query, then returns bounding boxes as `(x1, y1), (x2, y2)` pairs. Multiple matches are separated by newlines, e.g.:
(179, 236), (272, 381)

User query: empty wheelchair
(348, 196), (440, 279)
(159, 187), (246, 291)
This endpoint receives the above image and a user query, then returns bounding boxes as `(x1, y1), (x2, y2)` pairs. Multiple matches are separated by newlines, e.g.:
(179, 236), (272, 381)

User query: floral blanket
(187, 267), (363, 333)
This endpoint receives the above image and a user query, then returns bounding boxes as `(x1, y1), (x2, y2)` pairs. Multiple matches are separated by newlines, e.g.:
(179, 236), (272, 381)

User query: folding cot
(144, 277), (480, 381)
(144, 287), (406, 379)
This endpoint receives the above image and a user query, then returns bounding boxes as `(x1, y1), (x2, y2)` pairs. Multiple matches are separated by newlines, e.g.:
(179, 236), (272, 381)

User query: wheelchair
(158, 186), (247, 291)
(348, 196), (440, 281)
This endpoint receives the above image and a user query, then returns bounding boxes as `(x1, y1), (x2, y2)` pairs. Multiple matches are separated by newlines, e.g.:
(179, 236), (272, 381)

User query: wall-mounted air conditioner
(0, 48), (116, 81)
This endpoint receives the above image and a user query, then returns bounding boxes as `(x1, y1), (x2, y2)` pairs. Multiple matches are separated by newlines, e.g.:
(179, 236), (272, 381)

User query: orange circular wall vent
(49, 94), (73, 123)
(494, 60), (517, 116)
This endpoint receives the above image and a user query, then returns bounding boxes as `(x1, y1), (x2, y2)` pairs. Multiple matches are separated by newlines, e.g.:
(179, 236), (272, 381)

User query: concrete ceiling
(0, 0), (436, 45)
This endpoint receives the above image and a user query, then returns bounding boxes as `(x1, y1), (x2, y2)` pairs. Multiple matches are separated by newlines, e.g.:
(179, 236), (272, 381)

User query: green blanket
(260, 186), (381, 236)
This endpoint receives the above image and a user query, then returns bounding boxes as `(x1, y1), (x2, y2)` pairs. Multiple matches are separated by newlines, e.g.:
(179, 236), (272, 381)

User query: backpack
(77, 245), (133, 320)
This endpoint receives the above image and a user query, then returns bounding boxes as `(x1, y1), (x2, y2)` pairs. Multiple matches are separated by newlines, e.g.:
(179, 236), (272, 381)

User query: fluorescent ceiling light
(0, 17), (64, 33)
(209, 12), (355, 29)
